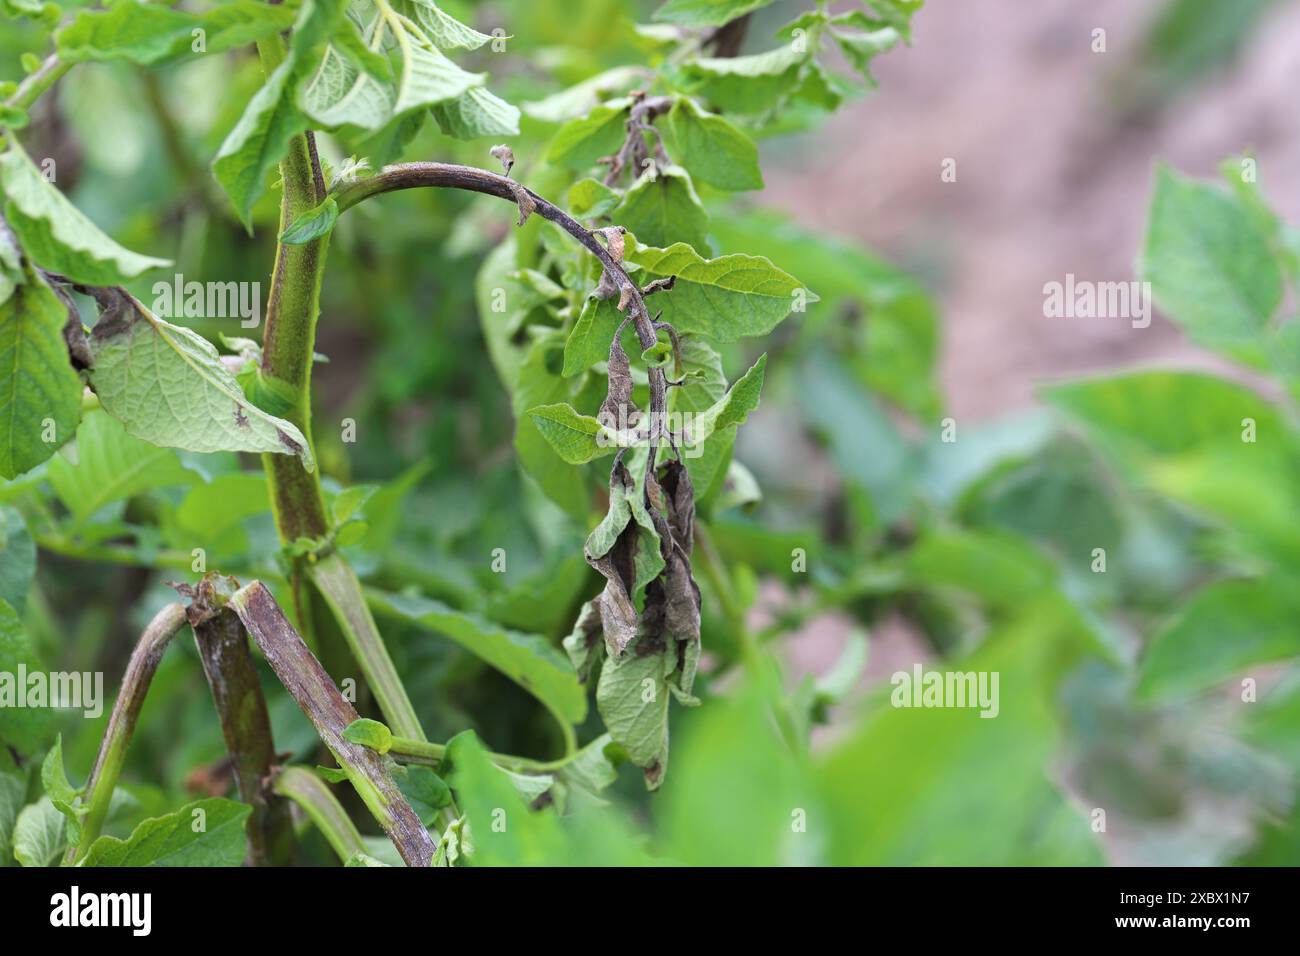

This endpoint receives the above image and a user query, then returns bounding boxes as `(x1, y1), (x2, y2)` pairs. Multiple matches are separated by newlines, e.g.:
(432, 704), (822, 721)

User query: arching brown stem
(334, 162), (670, 476)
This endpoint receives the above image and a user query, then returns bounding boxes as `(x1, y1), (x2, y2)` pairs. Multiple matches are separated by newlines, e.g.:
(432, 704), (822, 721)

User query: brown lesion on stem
(332, 158), (673, 477)
(180, 573), (295, 866)
(228, 580), (436, 867)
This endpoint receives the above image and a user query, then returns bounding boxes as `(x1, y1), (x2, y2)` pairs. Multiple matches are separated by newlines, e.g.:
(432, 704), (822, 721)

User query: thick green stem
(67, 602), (187, 864)
(5, 54), (71, 113)
(273, 766), (366, 864)
(254, 36), (329, 548)
(250, 39), (426, 750)
(309, 553), (424, 741)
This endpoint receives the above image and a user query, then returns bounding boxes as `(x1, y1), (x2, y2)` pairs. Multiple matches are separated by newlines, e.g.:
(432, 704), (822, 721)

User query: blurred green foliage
(0, 0), (1297, 867)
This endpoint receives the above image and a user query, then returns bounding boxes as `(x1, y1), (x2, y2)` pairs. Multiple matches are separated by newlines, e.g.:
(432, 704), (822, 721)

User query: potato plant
(0, 0), (1297, 871)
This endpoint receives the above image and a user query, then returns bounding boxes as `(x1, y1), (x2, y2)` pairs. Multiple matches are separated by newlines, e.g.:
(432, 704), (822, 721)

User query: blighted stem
(187, 578), (294, 866)
(228, 581), (435, 867)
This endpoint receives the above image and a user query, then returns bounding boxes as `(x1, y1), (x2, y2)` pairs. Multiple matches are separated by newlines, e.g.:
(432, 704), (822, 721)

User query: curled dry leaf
(489, 144), (515, 176)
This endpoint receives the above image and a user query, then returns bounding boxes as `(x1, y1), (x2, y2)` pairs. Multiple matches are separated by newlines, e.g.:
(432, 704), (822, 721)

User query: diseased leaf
(80, 798), (251, 866)
(85, 288), (315, 470)
(0, 272), (83, 479)
(0, 144), (170, 285)
(57, 1), (296, 66)
(624, 243), (816, 341)
(565, 461), (701, 789)
(368, 588), (588, 725)
(662, 98), (763, 191)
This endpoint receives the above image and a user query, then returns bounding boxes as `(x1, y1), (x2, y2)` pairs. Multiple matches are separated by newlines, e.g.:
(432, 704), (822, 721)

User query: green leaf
(657, 680), (811, 864)
(0, 144), (170, 285)
(47, 410), (199, 525)
(430, 86), (520, 139)
(1139, 579), (1300, 700)
(567, 177), (620, 219)
(342, 717), (393, 754)
(625, 242), (816, 342)
(680, 45), (808, 118)
(1141, 165), (1283, 355)
(653, 0), (773, 27)
(56, 1), (296, 66)
(80, 798), (251, 866)
(86, 290), (315, 470)
(12, 797), (65, 867)
(562, 296), (621, 377)
(830, 15), (906, 82)
(0, 506), (34, 614)
(527, 403), (617, 465)
(441, 730), (564, 865)
(212, 0), (347, 226)
(281, 196), (339, 244)
(368, 588), (588, 725)
(40, 736), (77, 809)
(0, 767), (26, 866)
(395, 764), (451, 825)
(668, 336), (730, 498)
(817, 610), (1102, 865)
(300, 37), (396, 133)
(403, 0), (494, 50)
(522, 67), (644, 123)
(684, 353), (766, 449)
(0, 597), (54, 755)
(390, 24), (484, 117)
(798, 348), (913, 526)
(595, 650), (669, 784)
(1044, 371), (1285, 458)
(662, 98), (762, 191)
(545, 102), (629, 169)
(0, 272), (83, 479)
(614, 165), (710, 252)
(213, 57), (310, 229)
(512, 332), (597, 518)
